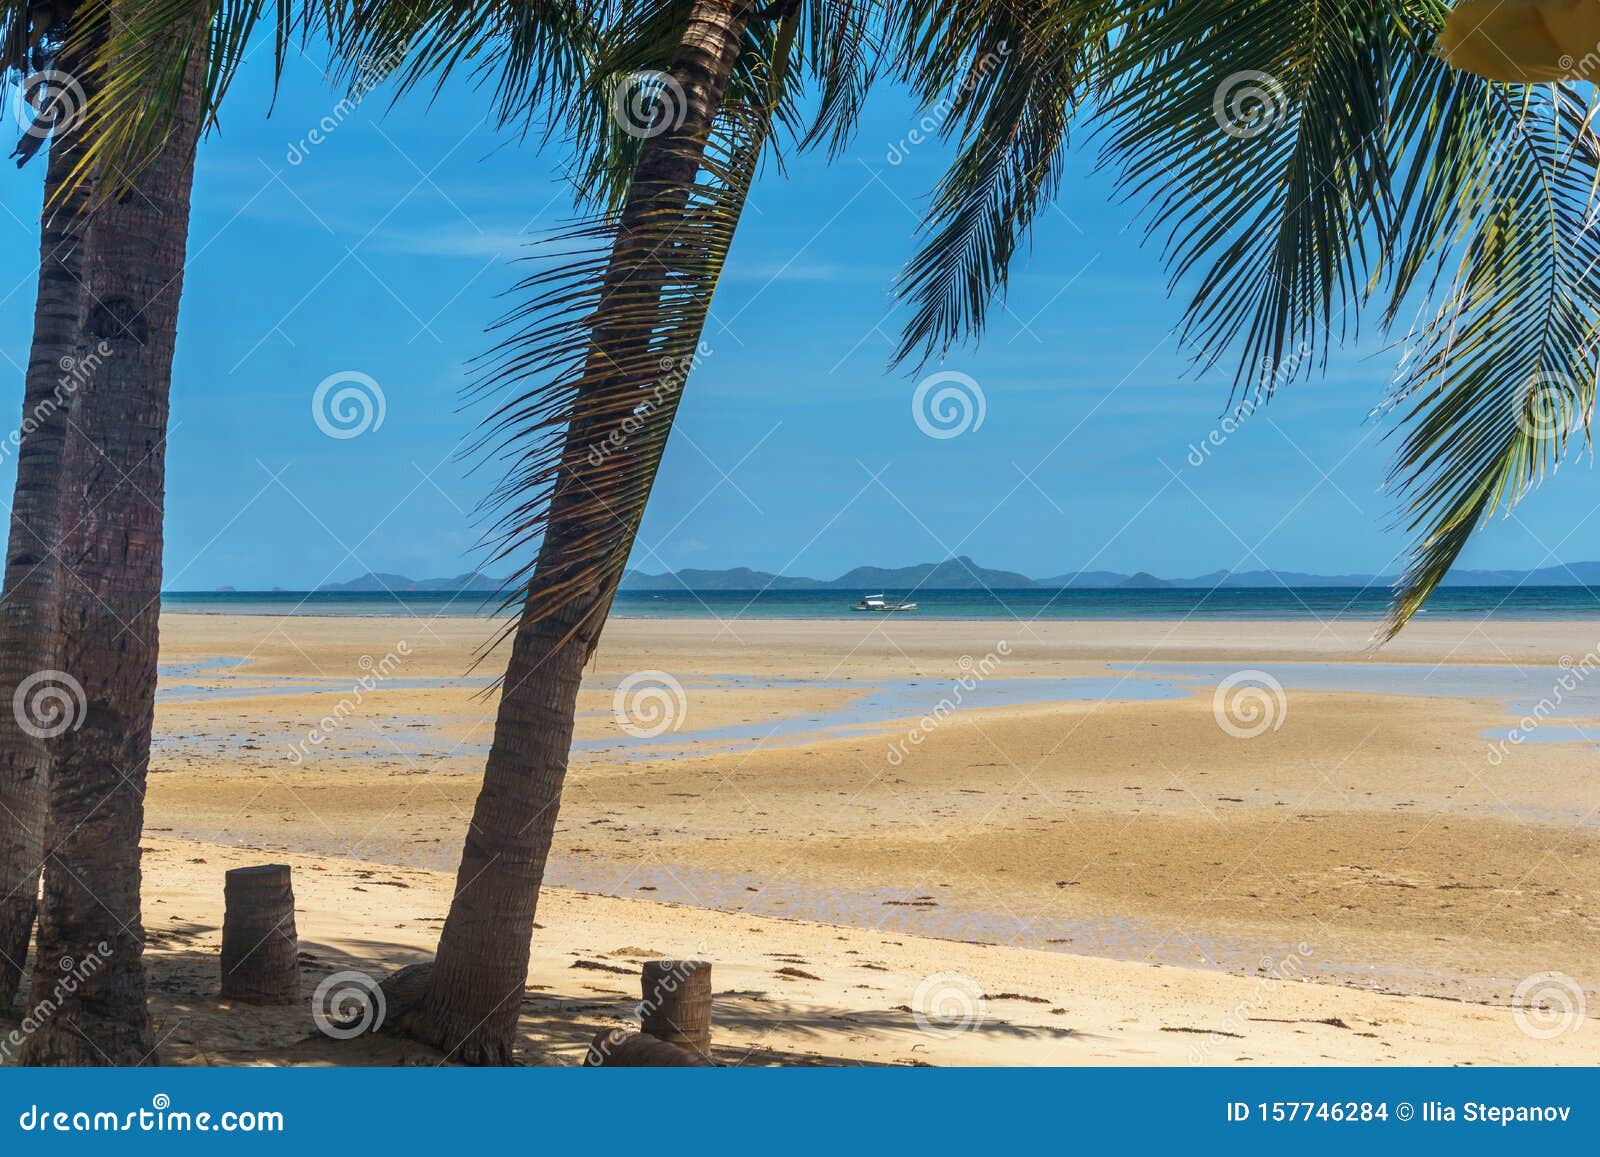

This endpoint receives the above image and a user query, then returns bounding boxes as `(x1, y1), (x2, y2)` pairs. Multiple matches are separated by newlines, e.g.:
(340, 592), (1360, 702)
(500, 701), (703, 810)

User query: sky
(1, 41), (1596, 591)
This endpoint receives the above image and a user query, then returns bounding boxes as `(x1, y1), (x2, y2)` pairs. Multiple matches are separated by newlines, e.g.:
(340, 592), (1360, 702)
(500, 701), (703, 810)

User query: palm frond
(1095, 0), (1413, 391)
(0, 0), (67, 75)
(60, 0), (338, 197)
(890, 0), (1110, 365)
(561, 0), (711, 216)
(1379, 77), (1600, 635)
(794, 0), (881, 158)
(328, 0), (603, 138)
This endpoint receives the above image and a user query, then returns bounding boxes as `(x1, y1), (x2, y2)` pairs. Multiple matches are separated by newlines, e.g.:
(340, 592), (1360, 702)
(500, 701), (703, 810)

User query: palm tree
(339, 0), (896, 1064)
(0, 2), (96, 1015)
(6, 0), (341, 1060)
(397, 0), (795, 1065)
(397, 0), (1600, 1065)
(14, 14), (208, 1067)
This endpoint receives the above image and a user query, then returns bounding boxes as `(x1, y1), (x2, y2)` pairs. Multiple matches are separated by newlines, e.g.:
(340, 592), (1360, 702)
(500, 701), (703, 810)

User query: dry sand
(103, 613), (1600, 1063)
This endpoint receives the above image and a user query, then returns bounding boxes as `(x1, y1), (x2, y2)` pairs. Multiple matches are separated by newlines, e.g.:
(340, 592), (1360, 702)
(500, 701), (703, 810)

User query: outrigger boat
(851, 593), (918, 613)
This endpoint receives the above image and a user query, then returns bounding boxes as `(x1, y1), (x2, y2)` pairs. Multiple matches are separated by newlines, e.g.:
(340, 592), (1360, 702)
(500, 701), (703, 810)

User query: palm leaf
(892, 0), (1111, 365)
(56, 0), (339, 197)
(794, 0), (881, 158)
(1093, 0), (1413, 391)
(1378, 75), (1600, 635)
(328, 0), (603, 137)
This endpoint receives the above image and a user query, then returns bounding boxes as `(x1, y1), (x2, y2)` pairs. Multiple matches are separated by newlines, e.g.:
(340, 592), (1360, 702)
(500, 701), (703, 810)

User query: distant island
(316, 571), (508, 593)
(618, 556), (1600, 591)
(198, 557), (1600, 594)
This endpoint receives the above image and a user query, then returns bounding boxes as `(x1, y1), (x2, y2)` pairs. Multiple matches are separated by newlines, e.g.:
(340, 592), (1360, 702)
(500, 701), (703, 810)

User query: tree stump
(219, 864), (299, 1004)
(584, 1028), (710, 1067)
(640, 959), (712, 1058)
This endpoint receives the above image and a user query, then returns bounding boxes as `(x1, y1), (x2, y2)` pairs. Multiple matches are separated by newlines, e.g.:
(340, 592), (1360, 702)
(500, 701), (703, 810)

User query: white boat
(852, 593), (918, 613)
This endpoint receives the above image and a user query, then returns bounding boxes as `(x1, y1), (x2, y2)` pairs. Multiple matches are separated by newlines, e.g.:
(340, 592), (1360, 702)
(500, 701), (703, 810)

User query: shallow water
(153, 655), (1600, 764)
(575, 672), (1188, 761)
(156, 654), (492, 704)
(161, 584), (1600, 621)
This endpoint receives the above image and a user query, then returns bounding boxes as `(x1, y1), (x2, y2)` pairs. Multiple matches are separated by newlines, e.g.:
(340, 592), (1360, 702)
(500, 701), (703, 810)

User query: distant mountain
(317, 571), (506, 593)
(621, 556), (1036, 592)
(246, 559), (1600, 595)
(1186, 569), (1389, 589)
(1438, 562), (1600, 587)
(1038, 570), (1131, 588)
(616, 558), (1600, 592)
(832, 558), (1036, 591)
(619, 566), (818, 591)
(1118, 572), (1174, 589)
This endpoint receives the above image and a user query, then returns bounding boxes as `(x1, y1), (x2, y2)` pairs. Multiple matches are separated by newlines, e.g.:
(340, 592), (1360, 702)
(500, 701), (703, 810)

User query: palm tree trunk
(0, 113), (94, 1015)
(20, 47), (205, 1067)
(410, 0), (756, 1065)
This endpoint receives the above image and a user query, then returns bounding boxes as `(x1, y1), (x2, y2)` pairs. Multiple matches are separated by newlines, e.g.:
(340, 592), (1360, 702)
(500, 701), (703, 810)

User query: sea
(160, 586), (1600, 621)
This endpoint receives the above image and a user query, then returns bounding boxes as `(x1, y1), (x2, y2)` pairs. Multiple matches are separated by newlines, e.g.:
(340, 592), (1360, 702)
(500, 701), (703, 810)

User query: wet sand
(136, 613), (1600, 1063)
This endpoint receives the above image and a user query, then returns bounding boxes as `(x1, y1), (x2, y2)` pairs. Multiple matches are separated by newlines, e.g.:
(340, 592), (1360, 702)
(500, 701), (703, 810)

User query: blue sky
(1, 44), (1595, 590)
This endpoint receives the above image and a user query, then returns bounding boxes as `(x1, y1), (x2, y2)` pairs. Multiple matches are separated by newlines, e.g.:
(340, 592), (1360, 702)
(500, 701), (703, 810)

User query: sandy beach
(131, 612), (1600, 1065)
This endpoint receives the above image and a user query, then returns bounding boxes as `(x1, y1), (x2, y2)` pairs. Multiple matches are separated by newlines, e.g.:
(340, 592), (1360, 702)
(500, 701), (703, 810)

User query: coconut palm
(18, 41), (208, 1064)
(311, 4), (1064, 1054)
(1, 0), (343, 1059)
(326, 0), (880, 1062)
(0, 1), (97, 1015)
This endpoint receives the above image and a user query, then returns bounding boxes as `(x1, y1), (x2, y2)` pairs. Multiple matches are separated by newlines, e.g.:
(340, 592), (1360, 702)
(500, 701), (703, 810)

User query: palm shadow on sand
(95, 930), (1093, 1067)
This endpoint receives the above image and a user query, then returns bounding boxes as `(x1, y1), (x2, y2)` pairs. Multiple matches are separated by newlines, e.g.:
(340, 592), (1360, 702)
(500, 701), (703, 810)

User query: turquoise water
(162, 585), (1600, 620)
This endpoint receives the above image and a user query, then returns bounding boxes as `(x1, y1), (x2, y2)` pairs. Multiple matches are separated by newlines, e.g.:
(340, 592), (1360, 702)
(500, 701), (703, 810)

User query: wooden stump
(584, 1028), (710, 1067)
(640, 959), (712, 1058)
(219, 864), (299, 1004)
